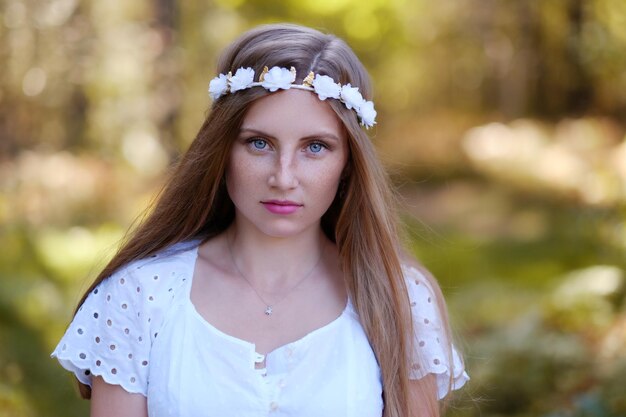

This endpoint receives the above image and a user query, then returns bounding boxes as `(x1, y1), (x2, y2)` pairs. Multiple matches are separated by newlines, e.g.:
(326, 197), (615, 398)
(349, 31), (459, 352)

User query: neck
(226, 220), (327, 291)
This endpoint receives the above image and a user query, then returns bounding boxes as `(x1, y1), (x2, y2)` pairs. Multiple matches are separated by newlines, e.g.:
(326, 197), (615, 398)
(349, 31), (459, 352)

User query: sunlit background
(1, 0), (625, 416)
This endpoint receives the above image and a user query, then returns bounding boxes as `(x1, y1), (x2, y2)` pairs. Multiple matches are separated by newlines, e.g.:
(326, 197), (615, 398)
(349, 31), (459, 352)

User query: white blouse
(52, 240), (468, 416)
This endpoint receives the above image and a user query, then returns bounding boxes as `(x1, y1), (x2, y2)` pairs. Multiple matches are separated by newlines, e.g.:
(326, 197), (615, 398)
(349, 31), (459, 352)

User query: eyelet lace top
(52, 240), (468, 416)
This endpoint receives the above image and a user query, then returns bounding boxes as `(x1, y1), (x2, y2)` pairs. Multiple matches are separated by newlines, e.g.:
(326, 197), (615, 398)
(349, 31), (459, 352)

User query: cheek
(227, 147), (273, 179)
(225, 153), (254, 200)
(309, 160), (345, 198)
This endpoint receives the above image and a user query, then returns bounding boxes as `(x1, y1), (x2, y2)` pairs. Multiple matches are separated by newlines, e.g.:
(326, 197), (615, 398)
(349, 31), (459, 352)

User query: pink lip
(261, 200), (302, 215)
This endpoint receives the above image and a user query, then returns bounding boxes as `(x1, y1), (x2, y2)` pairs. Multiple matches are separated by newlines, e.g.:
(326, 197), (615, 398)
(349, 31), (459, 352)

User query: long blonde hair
(75, 23), (454, 417)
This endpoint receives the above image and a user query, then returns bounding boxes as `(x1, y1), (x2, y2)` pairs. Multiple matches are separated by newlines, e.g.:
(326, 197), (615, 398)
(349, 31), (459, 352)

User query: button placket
(257, 351), (287, 413)
(269, 401), (279, 412)
(254, 352), (268, 378)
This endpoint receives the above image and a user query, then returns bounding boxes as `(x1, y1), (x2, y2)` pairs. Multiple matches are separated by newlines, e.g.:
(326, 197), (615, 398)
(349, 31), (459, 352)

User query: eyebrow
(239, 127), (341, 143)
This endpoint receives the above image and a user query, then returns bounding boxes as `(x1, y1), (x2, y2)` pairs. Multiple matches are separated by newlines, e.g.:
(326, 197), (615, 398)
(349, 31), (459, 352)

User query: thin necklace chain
(227, 232), (325, 316)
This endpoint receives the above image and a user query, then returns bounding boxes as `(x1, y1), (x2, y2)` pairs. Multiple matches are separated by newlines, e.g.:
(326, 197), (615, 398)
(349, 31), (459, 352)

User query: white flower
(358, 100), (377, 128)
(229, 67), (255, 92)
(206, 65), (378, 130)
(340, 84), (366, 111)
(312, 75), (341, 100)
(208, 73), (229, 100)
(260, 66), (296, 92)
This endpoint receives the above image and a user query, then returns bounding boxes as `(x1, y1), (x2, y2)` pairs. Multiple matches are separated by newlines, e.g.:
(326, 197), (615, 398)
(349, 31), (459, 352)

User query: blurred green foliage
(1, 0), (625, 416)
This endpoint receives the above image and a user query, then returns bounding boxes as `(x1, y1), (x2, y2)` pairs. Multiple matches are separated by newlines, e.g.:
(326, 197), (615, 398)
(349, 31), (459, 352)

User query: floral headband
(208, 66), (377, 128)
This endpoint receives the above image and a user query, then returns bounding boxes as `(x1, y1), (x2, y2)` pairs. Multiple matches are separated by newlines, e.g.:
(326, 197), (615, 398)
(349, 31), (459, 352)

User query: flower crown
(208, 66), (376, 128)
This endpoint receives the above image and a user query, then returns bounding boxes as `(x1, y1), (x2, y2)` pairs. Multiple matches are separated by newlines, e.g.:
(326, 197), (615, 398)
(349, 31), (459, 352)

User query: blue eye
(308, 142), (324, 153)
(252, 139), (267, 150)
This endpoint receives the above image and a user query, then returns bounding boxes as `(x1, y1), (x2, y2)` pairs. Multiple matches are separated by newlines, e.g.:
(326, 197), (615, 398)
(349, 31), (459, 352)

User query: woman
(52, 23), (468, 417)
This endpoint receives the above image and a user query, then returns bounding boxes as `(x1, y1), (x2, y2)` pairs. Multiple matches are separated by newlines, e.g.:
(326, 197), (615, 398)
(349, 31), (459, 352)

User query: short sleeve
(51, 266), (151, 396)
(403, 265), (469, 399)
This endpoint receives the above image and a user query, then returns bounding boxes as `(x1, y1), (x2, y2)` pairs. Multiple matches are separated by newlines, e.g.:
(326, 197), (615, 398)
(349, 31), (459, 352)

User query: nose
(268, 153), (298, 190)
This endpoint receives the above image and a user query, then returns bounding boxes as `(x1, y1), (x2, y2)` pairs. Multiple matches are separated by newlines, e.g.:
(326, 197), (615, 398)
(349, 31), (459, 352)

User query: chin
(258, 226), (309, 239)
(253, 219), (320, 239)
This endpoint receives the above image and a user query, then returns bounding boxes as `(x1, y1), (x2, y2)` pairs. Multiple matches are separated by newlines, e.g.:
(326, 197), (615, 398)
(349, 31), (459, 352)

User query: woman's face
(226, 88), (349, 239)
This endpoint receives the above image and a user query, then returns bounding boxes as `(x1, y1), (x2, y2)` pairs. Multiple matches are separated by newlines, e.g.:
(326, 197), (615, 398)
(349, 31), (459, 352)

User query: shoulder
(79, 239), (200, 342)
(97, 240), (199, 297)
(398, 249), (441, 291)
(116, 239), (199, 277)
(51, 240), (200, 395)
(399, 259), (470, 399)
(400, 261), (443, 308)
(400, 262), (446, 334)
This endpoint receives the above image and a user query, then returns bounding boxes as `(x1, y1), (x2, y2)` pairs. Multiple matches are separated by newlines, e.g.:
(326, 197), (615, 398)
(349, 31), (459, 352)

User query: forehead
(241, 89), (346, 139)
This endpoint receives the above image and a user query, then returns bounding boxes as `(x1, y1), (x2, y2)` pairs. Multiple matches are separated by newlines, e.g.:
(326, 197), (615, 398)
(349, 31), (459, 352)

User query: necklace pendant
(264, 306), (273, 316)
